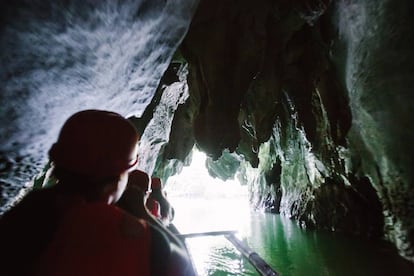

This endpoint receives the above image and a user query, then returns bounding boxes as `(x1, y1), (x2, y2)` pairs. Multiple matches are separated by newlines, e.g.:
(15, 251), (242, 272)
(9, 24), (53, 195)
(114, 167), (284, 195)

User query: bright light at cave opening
(164, 149), (251, 236)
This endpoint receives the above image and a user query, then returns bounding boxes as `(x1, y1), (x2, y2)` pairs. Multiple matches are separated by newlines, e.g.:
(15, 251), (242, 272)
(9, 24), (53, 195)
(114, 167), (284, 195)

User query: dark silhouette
(0, 109), (195, 276)
(117, 170), (188, 255)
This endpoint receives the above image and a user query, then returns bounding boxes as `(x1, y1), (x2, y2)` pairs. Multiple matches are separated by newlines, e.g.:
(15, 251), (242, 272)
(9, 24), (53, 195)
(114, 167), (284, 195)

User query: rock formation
(0, 0), (413, 262)
(150, 0), (414, 261)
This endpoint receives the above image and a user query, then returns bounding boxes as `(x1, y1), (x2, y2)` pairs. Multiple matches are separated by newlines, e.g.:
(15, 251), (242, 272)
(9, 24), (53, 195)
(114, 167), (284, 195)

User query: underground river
(165, 152), (414, 276)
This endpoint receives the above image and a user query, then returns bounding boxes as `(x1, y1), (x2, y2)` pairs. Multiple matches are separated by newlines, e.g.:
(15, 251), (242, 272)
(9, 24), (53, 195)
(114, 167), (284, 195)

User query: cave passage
(165, 151), (414, 276)
(1, 0), (414, 271)
(165, 150), (253, 275)
(165, 150), (250, 235)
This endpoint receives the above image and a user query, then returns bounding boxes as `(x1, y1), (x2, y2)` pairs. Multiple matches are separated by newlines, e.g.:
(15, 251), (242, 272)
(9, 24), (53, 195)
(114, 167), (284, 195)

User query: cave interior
(0, 0), (414, 263)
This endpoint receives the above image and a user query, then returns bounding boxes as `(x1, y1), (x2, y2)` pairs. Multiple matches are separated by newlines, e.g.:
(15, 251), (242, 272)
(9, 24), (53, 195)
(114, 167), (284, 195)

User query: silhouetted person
(117, 170), (187, 253)
(117, 169), (153, 221)
(0, 109), (195, 276)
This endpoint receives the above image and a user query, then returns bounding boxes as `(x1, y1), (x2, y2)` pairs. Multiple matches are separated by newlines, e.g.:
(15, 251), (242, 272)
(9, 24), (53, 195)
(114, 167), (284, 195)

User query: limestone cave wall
(0, 0), (413, 263)
(150, 0), (414, 261)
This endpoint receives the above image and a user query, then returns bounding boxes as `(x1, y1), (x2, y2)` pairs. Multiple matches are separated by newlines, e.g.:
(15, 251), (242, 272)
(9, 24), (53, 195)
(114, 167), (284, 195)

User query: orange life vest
(35, 202), (151, 276)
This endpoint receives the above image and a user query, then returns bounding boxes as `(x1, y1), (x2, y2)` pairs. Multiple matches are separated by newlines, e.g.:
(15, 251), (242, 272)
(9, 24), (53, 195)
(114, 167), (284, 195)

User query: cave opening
(165, 149), (250, 235)
(163, 150), (414, 276)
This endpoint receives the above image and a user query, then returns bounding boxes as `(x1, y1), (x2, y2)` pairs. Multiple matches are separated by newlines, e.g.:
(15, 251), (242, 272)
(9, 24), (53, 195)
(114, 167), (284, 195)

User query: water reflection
(185, 236), (256, 276)
(165, 151), (414, 275)
(165, 150), (254, 275)
(245, 213), (414, 276)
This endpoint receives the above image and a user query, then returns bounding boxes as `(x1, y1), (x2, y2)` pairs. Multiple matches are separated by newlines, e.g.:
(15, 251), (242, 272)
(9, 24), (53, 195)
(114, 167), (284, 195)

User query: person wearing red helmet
(0, 109), (195, 276)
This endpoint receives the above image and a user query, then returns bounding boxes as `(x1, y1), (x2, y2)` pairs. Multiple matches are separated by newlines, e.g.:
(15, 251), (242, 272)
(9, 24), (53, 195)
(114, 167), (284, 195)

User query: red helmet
(49, 110), (139, 177)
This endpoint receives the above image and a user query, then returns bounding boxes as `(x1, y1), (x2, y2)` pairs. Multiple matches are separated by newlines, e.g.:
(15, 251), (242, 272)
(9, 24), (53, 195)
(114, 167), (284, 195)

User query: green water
(240, 213), (414, 276)
(173, 201), (414, 276)
(165, 152), (414, 275)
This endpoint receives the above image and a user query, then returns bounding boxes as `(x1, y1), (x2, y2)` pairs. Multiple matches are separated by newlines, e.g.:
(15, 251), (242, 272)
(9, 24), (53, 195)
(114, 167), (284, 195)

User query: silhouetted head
(117, 169), (151, 218)
(49, 109), (139, 202)
(151, 177), (162, 190)
(49, 110), (139, 177)
(127, 170), (151, 193)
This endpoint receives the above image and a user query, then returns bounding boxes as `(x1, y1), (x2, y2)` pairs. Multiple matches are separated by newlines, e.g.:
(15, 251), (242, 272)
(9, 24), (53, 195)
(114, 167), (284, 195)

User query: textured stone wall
(0, 0), (198, 213)
(0, 0), (413, 263)
(334, 0), (414, 260)
(176, 0), (414, 261)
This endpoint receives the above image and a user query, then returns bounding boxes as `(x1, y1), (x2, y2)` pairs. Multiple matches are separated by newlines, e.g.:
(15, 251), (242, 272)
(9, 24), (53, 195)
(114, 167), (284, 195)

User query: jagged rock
(177, 0), (414, 262)
(205, 151), (241, 181)
(0, 0), (413, 263)
(0, 0), (198, 212)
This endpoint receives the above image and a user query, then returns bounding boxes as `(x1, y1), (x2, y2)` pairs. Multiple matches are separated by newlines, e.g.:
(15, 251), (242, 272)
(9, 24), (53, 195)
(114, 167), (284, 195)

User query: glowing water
(165, 150), (255, 275)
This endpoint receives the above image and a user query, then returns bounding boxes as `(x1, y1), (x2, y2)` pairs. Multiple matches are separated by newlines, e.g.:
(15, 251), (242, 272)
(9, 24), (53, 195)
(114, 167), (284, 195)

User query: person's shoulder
(115, 205), (151, 239)
(1, 188), (56, 222)
(147, 222), (196, 276)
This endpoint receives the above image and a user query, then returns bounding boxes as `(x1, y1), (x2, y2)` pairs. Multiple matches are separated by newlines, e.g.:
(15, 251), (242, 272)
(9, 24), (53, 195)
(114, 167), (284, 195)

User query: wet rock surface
(177, 0), (414, 261)
(1, 0), (413, 262)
